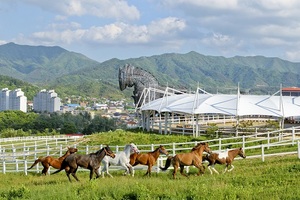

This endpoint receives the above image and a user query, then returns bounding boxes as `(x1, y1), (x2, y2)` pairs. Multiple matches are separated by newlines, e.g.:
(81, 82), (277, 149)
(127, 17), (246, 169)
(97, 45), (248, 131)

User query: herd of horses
(28, 142), (246, 182)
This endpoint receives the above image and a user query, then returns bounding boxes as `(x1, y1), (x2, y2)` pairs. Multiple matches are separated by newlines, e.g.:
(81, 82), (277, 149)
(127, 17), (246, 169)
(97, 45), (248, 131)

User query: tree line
(0, 110), (121, 137)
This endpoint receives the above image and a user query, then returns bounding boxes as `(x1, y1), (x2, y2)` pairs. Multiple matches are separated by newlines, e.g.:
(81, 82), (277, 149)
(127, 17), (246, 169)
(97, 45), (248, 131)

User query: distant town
(0, 88), (139, 129)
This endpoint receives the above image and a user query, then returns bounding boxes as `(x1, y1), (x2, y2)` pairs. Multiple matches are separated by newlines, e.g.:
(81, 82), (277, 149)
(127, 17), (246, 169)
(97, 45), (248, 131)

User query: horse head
(158, 145), (169, 156)
(129, 143), (140, 154)
(238, 147), (246, 159)
(192, 142), (212, 154)
(204, 143), (212, 154)
(104, 145), (115, 158)
(67, 146), (78, 154)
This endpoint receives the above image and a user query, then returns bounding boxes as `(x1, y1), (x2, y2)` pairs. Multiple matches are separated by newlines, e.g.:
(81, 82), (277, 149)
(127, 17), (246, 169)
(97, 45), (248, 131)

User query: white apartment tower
(0, 88), (27, 112)
(33, 89), (61, 113)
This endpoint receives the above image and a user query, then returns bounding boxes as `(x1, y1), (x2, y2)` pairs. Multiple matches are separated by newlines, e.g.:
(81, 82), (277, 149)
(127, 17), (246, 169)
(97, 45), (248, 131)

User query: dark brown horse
(52, 145), (115, 182)
(203, 147), (246, 174)
(130, 145), (169, 176)
(160, 142), (212, 179)
(28, 146), (78, 175)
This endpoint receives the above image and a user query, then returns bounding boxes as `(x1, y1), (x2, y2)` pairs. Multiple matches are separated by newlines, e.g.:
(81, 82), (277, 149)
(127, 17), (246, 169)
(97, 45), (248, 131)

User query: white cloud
(22, 17), (186, 46)
(17, 0), (140, 20)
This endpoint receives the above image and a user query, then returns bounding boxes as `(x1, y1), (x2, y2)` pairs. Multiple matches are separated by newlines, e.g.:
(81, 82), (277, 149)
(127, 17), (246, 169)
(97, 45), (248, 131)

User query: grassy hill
(1, 43), (300, 101)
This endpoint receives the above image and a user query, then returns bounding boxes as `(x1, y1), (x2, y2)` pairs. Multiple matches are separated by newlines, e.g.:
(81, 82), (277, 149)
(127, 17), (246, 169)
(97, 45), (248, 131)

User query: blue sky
(1, 0), (300, 63)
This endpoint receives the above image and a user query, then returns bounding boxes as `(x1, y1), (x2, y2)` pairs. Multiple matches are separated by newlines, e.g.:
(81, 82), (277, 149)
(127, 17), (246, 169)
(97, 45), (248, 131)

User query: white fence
(1, 127), (300, 175)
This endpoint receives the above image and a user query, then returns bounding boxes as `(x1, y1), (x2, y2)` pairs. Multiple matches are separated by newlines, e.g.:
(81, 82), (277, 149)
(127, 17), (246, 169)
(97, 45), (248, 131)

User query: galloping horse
(160, 142), (212, 179)
(101, 143), (139, 177)
(130, 145), (169, 176)
(203, 147), (246, 174)
(52, 145), (115, 182)
(28, 146), (78, 175)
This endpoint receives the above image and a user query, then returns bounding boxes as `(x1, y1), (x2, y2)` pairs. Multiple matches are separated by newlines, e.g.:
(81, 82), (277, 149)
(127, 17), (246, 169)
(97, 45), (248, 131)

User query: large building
(0, 88), (27, 112)
(282, 87), (300, 96)
(33, 89), (61, 113)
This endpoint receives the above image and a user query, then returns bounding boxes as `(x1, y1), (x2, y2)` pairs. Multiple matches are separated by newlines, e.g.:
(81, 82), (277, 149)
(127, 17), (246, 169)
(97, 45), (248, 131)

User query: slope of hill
(0, 42), (100, 84)
(1, 43), (300, 100)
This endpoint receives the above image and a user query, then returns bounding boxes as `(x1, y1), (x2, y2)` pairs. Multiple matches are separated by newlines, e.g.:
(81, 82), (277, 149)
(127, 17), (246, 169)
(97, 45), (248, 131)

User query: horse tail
(160, 156), (173, 171)
(28, 157), (43, 169)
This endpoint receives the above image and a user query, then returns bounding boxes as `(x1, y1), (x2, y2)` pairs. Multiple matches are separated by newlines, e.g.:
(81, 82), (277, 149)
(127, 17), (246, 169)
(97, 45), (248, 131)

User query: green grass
(0, 155), (299, 200)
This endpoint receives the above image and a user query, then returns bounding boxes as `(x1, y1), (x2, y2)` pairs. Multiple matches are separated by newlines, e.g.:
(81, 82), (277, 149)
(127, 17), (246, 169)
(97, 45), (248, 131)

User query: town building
(33, 89), (61, 113)
(0, 88), (27, 112)
(282, 87), (300, 96)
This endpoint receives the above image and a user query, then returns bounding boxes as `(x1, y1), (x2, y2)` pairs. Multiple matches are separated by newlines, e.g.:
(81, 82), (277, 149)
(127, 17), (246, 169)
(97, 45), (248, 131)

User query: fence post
(261, 145), (265, 162)
(292, 126), (295, 146)
(34, 142), (37, 159)
(86, 145), (89, 154)
(298, 141), (300, 159)
(60, 145), (63, 157)
(151, 144), (154, 151)
(267, 132), (270, 149)
(12, 145), (16, 161)
(24, 160), (28, 176)
(242, 135), (245, 152)
(172, 143), (176, 156)
(23, 143), (26, 159)
(2, 161), (5, 174)
(219, 138), (222, 151)
(47, 145), (50, 156)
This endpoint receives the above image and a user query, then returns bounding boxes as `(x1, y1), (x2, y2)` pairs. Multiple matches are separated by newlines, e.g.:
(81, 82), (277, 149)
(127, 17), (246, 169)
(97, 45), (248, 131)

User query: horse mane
(191, 142), (206, 151)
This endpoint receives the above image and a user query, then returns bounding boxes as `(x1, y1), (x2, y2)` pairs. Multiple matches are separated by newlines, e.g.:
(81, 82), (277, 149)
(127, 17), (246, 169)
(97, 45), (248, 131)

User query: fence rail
(1, 127), (300, 175)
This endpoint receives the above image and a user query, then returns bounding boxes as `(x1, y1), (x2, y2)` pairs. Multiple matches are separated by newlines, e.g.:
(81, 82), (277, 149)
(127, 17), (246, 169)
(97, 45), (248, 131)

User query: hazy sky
(1, 0), (300, 63)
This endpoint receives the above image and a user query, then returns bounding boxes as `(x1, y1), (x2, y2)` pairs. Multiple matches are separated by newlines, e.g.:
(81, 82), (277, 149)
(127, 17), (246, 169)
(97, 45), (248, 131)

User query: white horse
(101, 143), (139, 177)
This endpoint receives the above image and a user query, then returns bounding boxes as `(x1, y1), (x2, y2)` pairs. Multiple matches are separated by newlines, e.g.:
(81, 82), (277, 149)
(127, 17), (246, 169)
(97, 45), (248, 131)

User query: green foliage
(206, 123), (219, 138)
(0, 185), (30, 200)
(0, 111), (120, 137)
(83, 116), (117, 135)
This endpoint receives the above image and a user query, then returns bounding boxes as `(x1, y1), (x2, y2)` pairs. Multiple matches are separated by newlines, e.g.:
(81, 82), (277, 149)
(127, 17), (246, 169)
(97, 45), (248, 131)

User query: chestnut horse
(203, 147), (246, 174)
(28, 146), (78, 175)
(160, 142), (212, 179)
(52, 145), (115, 182)
(130, 145), (169, 176)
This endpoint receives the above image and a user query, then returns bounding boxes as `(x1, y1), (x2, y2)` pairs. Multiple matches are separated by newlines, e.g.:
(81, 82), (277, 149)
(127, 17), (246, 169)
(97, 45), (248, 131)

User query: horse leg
(41, 163), (50, 176)
(212, 166), (219, 174)
(89, 169), (94, 180)
(102, 163), (113, 178)
(194, 163), (205, 176)
(228, 164), (234, 172)
(145, 164), (152, 176)
(125, 163), (134, 177)
(94, 168), (101, 179)
(71, 170), (80, 181)
(223, 165), (229, 173)
(179, 165), (188, 177)
(208, 166), (213, 174)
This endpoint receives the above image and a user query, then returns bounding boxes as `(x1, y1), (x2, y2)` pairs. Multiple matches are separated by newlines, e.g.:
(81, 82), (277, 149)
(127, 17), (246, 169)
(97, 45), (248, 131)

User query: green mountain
(0, 42), (99, 84)
(1, 43), (300, 101)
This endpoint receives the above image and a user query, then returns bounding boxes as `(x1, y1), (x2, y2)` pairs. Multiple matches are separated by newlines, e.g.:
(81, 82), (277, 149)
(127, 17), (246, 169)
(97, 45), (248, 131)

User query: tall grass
(0, 155), (299, 200)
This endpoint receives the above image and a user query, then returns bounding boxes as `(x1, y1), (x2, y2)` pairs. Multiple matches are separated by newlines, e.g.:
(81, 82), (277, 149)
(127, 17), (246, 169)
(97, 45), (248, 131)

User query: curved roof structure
(140, 89), (300, 118)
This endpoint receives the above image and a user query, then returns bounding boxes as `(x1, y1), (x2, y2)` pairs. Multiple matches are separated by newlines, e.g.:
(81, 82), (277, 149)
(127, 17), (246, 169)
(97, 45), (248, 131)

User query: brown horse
(28, 146), (78, 175)
(160, 142), (212, 179)
(52, 145), (115, 182)
(203, 147), (246, 174)
(130, 145), (169, 176)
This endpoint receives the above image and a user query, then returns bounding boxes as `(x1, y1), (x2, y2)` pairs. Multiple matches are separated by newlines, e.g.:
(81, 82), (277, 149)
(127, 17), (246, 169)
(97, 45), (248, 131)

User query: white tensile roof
(140, 92), (300, 118)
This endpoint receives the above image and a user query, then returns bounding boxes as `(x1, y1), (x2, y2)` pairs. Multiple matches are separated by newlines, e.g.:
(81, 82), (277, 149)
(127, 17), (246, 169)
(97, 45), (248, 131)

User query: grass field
(0, 154), (299, 200)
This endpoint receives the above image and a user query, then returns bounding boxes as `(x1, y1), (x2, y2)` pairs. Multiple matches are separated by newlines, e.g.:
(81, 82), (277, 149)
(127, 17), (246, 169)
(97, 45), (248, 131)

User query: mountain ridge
(1, 43), (300, 100)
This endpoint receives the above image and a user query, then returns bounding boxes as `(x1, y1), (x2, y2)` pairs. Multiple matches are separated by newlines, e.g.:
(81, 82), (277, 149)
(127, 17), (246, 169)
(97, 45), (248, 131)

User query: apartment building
(33, 89), (61, 113)
(0, 88), (27, 112)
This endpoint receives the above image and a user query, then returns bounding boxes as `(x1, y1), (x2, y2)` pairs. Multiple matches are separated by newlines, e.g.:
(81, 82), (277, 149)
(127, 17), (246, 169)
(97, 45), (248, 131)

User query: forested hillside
(1, 43), (300, 100)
